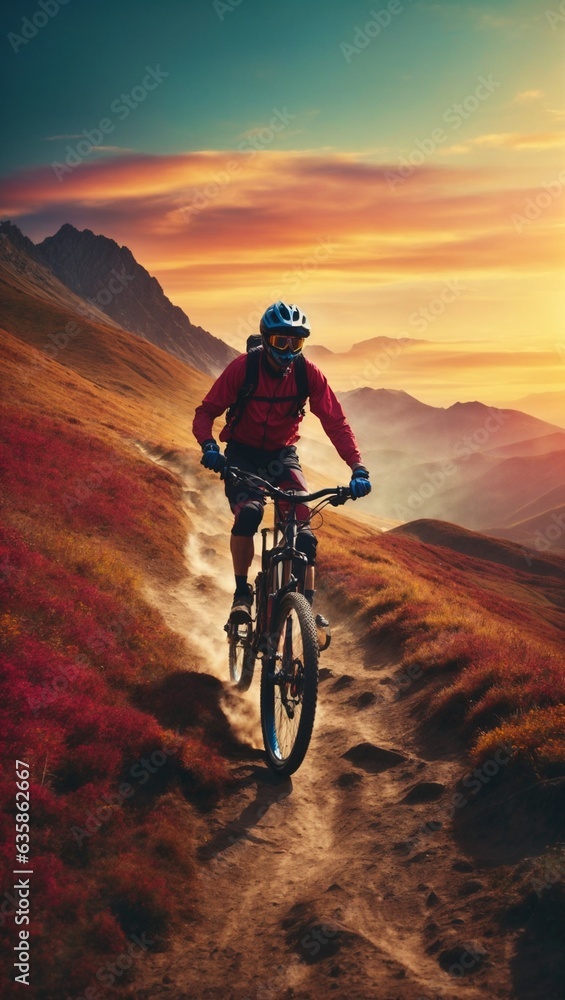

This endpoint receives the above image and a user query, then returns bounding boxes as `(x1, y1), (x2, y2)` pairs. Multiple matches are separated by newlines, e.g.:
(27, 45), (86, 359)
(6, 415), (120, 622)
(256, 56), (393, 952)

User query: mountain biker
(192, 301), (371, 622)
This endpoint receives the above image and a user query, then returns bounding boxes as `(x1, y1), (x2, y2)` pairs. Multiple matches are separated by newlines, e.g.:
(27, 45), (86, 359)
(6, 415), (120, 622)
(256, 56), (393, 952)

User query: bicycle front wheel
(228, 622), (255, 692)
(260, 592), (319, 776)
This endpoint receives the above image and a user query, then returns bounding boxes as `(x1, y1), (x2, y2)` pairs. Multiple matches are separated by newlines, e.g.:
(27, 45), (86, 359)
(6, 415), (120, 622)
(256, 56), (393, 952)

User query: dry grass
(319, 516), (565, 776)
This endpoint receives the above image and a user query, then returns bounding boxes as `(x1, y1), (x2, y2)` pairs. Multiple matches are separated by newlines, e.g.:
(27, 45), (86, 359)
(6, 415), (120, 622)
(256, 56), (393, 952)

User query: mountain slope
(1, 221), (237, 377)
(340, 386), (437, 430)
(390, 517), (565, 579)
(483, 431), (565, 459)
(307, 336), (426, 364)
(503, 484), (565, 525)
(0, 270), (238, 999)
(37, 223), (237, 376)
(0, 251), (211, 456)
(0, 229), (115, 326)
(486, 506), (565, 553)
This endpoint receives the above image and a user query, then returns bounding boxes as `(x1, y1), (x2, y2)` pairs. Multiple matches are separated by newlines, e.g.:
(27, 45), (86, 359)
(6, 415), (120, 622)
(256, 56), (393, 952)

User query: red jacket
(193, 352), (362, 467)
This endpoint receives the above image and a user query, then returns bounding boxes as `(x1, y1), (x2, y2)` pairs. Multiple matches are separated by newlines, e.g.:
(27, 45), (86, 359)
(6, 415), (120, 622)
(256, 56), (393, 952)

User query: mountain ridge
(0, 220), (237, 377)
(0, 229), (116, 328)
(390, 517), (565, 576)
(340, 384), (563, 454)
(498, 389), (565, 429)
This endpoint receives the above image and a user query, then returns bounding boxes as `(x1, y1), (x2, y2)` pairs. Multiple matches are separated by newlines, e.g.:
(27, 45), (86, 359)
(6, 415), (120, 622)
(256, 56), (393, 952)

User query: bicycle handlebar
(222, 465), (352, 506)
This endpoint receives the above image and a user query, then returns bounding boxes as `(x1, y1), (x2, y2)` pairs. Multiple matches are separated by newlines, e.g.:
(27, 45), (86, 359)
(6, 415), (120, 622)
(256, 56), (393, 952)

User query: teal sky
(1, 0), (561, 174)
(1, 0), (563, 396)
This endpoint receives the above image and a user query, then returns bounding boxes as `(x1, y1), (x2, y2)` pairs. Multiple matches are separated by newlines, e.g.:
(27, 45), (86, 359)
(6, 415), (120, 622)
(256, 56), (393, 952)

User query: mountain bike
(223, 466), (352, 776)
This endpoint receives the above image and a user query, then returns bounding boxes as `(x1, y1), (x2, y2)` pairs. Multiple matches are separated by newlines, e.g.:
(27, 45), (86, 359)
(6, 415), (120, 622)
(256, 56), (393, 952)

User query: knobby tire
(260, 592), (319, 776)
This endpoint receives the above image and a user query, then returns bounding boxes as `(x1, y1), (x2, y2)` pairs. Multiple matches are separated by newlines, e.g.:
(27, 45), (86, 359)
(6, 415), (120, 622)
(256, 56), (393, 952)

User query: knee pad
(296, 530), (317, 565)
(231, 501), (264, 537)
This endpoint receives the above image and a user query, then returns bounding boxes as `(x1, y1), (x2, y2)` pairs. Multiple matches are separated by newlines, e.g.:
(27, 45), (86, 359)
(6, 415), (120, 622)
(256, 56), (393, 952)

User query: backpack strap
(292, 353), (309, 418)
(225, 348), (262, 434)
(225, 348), (310, 432)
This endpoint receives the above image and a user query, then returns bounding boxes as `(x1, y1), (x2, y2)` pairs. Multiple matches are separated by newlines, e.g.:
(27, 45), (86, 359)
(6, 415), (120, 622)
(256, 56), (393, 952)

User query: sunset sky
(1, 0), (564, 403)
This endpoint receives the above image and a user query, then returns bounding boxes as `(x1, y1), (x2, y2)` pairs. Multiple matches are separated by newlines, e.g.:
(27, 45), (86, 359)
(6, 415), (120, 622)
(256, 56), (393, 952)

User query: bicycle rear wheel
(260, 592), (319, 776)
(228, 622), (256, 692)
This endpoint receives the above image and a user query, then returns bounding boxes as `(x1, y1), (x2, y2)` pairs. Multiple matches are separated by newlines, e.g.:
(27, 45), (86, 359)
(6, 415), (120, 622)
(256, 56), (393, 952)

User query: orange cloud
(470, 132), (565, 150)
(442, 131), (565, 155)
(1, 149), (563, 354)
(513, 90), (544, 104)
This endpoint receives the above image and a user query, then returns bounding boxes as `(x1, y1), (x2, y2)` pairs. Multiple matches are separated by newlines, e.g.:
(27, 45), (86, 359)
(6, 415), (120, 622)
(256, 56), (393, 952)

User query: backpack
(225, 339), (309, 434)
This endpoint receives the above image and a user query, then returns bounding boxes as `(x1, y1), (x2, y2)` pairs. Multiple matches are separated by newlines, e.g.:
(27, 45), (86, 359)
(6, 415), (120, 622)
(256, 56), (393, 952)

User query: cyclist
(192, 301), (371, 622)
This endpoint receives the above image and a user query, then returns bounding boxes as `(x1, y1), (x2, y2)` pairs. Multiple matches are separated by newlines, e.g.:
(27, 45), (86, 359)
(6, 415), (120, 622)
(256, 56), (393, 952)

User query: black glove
(349, 465), (371, 500)
(201, 439), (225, 474)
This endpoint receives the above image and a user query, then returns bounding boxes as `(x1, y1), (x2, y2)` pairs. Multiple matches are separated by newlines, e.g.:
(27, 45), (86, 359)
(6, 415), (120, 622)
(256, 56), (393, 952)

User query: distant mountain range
(499, 389), (565, 430)
(0, 221), (237, 377)
(340, 387), (564, 459)
(337, 387), (565, 551)
(306, 335), (562, 429)
(307, 336), (427, 360)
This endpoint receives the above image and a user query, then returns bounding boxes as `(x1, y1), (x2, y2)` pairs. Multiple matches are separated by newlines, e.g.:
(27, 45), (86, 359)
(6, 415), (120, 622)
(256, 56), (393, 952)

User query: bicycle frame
(223, 466), (352, 772)
(259, 502), (308, 639)
(224, 466), (351, 661)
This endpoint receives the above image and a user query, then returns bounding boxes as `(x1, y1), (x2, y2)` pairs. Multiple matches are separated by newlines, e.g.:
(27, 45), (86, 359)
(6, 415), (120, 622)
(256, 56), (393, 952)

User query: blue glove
(201, 439), (225, 474)
(349, 465), (371, 500)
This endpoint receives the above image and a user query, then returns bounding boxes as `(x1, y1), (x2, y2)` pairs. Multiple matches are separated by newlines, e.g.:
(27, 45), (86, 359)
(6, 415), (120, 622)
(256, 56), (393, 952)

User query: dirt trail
(135, 447), (513, 1000)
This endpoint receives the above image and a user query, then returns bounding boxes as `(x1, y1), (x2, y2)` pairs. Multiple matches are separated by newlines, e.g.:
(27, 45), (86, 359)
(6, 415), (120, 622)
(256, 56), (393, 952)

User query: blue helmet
(259, 301), (310, 369)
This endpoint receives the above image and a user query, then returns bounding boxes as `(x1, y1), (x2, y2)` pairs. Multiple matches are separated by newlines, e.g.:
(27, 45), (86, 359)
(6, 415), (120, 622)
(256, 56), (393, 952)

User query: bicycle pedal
(229, 608), (252, 625)
(315, 614), (331, 652)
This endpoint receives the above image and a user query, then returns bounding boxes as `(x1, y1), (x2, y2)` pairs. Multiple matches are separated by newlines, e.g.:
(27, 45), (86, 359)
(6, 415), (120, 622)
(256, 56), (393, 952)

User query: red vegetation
(0, 401), (188, 579)
(0, 405), (230, 999)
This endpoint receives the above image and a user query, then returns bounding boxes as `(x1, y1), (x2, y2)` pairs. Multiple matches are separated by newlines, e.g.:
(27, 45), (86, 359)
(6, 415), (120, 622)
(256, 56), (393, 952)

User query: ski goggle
(267, 334), (305, 352)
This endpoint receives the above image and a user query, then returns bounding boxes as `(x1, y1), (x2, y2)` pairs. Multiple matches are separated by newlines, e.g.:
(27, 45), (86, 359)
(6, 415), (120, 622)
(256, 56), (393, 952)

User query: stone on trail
(342, 742), (407, 773)
(401, 781), (446, 804)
